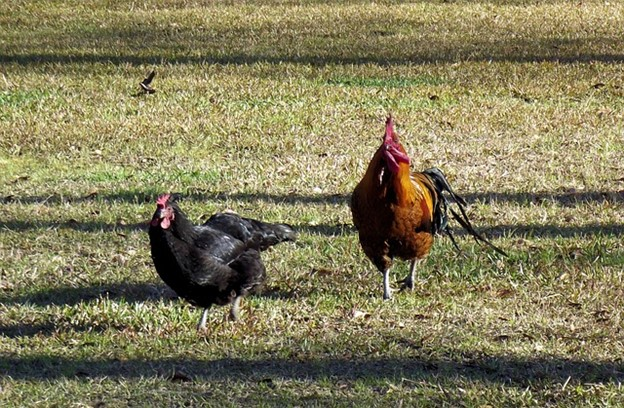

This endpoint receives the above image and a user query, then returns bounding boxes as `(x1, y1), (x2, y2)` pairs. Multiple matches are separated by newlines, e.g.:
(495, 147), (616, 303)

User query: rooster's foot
(401, 277), (415, 291)
(401, 259), (423, 292)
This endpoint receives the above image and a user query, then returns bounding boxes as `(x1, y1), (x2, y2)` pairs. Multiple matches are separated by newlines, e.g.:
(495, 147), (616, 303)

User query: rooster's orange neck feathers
(360, 118), (433, 218)
(358, 143), (419, 207)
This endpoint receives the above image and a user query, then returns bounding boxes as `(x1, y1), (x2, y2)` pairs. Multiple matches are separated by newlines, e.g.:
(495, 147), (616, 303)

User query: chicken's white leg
(404, 259), (422, 290)
(197, 307), (210, 331)
(382, 268), (393, 300)
(229, 296), (242, 321)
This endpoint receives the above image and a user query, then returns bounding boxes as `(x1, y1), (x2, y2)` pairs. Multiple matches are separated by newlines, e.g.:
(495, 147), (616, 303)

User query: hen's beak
(150, 209), (163, 226)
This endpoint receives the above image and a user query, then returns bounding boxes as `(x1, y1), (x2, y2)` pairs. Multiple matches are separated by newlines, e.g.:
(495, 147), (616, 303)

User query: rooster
(148, 194), (296, 329)
(351, 115), (506, 300)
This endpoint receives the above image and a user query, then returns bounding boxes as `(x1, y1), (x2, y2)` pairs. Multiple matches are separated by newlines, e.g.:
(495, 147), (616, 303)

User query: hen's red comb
(156, 194), (171, 208)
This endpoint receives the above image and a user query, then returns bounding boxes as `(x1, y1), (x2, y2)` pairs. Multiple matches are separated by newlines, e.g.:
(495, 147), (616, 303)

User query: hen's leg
(197, 307), (211, 331)
(382, 268), (393, 300)
(403, 259), (422, 290)
(229, 296), (242, 321)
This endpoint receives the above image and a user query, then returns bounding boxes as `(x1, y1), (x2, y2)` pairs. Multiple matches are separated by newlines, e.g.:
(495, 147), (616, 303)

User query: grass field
(1, 0), (623, 406)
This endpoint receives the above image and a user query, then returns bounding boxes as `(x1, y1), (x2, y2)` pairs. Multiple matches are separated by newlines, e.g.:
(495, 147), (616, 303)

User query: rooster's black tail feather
(423, 167), (507, 257)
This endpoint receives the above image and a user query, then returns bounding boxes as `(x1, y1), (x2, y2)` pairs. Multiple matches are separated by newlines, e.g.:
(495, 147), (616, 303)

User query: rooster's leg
(382, 268), (393, 300)
(229, 296), (242, 321)
(197, 307), (211, 331)
(403, 259), (422, 290)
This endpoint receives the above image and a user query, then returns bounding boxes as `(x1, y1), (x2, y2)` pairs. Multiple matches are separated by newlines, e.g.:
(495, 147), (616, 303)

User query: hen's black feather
(148, 196), (296, 320)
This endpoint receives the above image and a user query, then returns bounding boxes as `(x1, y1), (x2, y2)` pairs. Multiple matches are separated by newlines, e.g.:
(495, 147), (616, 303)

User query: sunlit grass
(1, 0), (623, 406)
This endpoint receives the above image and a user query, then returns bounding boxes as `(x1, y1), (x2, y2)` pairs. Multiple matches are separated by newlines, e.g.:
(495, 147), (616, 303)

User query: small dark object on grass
(168, 369), (192, 382)
(259, 378), (276, 389)
(140, 70), (156, 94)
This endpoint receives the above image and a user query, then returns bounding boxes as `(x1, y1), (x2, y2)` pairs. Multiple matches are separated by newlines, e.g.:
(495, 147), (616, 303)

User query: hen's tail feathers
(246, 219), (298, 251)
(423, 167), (508, 257)
(205, 213), (297, 251)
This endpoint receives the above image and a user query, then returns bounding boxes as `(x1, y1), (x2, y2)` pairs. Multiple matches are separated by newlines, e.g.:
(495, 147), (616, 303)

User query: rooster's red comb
(156, 194), (171, 208)
(385, 114), (398, 142)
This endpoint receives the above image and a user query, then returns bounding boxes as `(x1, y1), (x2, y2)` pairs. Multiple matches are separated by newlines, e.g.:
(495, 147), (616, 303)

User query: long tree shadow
(2, 191), (348, 206)
(3, 189), (621, 208)
(2, 40), (623, 67)
(3, 52), (624, 67)
(0, 321), (92, 339)
(2, 190), (622, 238)
(296, 222), (624, 239)
(0, 353), (621, 386)
(2, 219), (622, 238)
(474, 223), (624, 239)
(0, 219), (149, 233)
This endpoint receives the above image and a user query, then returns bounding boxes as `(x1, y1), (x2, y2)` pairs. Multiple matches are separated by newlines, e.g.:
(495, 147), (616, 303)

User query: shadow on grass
(297, 222), (624, 239)
(475, 223), (624, 239)
(0, 282), (303, 309)
(0, 219), (149, 233)
(2, 191), (348, 206)
(2, 190), (622, 237)
(1, 45), (623, 67)
(0, 282), (176, 308)
(1, 219), (622, 239)
(0, 322), (84, 338)
(3, 189), (623, 208)
(0, 353), (622, 386)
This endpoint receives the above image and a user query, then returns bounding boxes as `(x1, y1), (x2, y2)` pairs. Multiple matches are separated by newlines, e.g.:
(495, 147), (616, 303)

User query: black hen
(148, 194), (297, 330)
